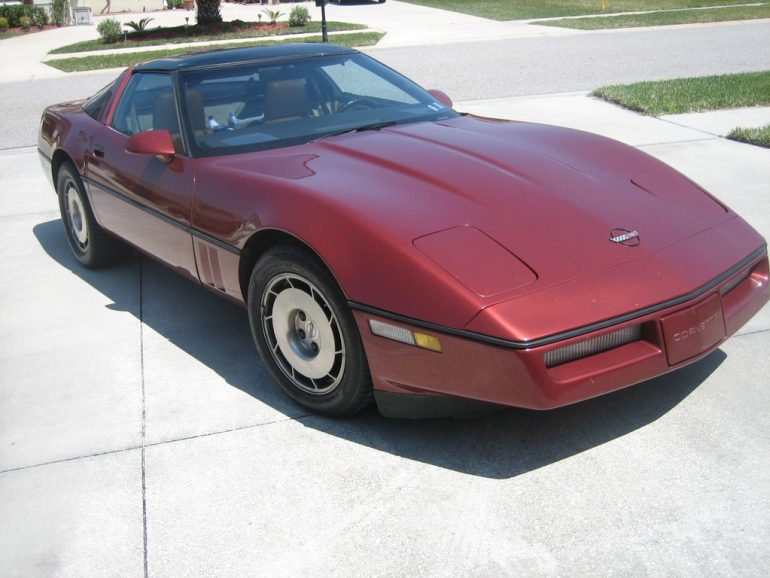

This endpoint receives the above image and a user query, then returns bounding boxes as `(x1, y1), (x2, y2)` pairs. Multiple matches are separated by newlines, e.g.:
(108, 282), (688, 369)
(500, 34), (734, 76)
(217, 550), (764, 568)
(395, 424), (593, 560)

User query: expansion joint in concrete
(140, 256), (149, 578)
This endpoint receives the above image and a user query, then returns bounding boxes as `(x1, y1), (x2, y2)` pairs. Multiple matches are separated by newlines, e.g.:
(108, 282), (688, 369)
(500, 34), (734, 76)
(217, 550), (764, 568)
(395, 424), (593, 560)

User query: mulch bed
(121, 21), (289, 43)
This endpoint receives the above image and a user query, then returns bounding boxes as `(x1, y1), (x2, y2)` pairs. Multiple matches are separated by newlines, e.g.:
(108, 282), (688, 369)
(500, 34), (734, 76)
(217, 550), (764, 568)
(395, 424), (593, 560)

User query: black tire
(248, 243), (373, 416)
(57, 162), (132, 268)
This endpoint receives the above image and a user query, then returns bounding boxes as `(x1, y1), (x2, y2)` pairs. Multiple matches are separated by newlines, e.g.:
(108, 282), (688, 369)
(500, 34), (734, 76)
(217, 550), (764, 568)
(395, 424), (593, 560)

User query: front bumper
(353, 251), (769, 418)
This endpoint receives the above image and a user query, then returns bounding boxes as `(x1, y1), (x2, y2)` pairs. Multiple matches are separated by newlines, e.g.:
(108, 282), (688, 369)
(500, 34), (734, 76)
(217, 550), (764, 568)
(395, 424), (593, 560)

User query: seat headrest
(264, 78), (308, 123)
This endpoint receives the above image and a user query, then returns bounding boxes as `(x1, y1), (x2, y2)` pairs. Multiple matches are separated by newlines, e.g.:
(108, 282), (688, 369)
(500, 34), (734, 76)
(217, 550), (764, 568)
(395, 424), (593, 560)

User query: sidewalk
(460, 92), (770, 139)
(660, 106), (770, 136)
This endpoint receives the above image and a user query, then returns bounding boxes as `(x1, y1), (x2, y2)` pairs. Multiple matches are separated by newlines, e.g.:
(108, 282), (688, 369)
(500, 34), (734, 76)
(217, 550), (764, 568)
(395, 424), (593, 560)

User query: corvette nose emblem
(610, 228), (640, 246)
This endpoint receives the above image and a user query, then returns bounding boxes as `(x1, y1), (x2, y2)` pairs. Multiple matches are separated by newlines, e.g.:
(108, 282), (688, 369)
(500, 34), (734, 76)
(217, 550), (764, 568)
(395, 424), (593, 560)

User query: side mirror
(427, 89), (453, 109)
(125, 129), (175, 162)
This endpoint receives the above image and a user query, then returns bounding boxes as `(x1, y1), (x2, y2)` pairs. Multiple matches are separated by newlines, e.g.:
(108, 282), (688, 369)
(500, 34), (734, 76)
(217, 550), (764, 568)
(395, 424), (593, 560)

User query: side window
(111, 72), (177, 137)
(82, 81), (114, 121)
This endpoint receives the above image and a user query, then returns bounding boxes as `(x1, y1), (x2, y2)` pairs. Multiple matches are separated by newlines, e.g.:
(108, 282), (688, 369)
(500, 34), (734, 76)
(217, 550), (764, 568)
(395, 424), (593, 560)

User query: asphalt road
(371, 21), (770, 100)
(2, 20), (769, 150)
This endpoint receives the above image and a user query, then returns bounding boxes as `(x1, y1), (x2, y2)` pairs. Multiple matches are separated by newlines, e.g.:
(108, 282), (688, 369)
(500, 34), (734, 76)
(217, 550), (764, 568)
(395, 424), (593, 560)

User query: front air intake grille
(544, 325), (642, 368)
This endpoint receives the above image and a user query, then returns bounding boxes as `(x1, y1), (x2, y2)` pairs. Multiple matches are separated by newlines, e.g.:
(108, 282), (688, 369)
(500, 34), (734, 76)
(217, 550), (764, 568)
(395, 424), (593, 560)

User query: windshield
(179, 52), (458, 157)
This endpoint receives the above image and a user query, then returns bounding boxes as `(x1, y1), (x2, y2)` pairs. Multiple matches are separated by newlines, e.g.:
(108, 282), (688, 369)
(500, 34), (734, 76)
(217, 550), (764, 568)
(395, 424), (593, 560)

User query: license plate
(661, 293), (725, 366)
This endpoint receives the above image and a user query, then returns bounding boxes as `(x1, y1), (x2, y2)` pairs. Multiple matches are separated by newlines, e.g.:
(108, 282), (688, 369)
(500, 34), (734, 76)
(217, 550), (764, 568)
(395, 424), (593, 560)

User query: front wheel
(247, 244), (373, 416)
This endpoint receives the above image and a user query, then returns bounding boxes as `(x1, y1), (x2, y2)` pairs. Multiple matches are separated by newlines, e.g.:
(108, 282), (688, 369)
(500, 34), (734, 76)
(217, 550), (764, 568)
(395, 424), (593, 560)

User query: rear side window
(82, 81), (114, 121)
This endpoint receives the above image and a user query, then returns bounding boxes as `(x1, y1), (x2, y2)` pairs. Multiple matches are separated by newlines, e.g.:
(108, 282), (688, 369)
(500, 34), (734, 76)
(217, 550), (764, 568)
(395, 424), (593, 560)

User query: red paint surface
(413, 226), (537, 297)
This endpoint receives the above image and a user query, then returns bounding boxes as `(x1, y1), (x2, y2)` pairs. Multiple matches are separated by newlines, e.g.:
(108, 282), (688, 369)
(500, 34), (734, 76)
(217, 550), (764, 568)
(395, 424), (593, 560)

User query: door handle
(92, 144), (105, 158)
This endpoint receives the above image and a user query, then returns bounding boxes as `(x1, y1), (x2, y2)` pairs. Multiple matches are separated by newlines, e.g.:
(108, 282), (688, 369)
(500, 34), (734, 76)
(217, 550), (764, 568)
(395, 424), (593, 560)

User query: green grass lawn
(541, 3), (770, 29)
(397, 0), (760, 21)
(45, 32), (385, 72)
(727, 124), (770, 148)
(50, 21), (365, 54)
(0, 29), (24, 39)
(592, 71), (770, 115)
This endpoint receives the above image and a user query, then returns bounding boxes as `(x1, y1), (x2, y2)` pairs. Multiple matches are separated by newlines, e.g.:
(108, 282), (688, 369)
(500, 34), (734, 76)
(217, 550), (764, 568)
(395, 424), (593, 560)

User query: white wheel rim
(65, 184), (88, 249)
(262, 273), (345, 395)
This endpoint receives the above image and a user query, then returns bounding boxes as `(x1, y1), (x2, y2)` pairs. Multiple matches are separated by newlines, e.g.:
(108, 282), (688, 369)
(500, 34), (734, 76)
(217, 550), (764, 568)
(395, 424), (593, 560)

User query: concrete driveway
(2, 4), (770, 574)
(1, 90), (769, 576)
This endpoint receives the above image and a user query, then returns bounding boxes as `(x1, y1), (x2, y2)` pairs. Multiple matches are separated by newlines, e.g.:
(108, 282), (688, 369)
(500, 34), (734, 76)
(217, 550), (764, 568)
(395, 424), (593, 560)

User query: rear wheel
(248, 244), (373, 416)
(57, 162), (132, 268)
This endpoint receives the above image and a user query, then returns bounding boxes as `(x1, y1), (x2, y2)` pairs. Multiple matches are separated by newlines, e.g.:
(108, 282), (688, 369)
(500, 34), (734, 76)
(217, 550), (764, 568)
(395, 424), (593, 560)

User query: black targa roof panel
(134, 43), (357, 72)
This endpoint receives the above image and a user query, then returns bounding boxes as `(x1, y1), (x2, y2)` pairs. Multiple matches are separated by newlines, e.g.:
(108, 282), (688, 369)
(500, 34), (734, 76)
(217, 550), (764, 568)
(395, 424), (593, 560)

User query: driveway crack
(140, 256), (149, 578)
(734, 327), (770, 338)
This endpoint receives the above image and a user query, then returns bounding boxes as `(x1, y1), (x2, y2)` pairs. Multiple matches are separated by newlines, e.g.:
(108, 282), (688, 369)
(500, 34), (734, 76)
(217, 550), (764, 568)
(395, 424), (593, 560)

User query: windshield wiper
(311, 121), (398, 143)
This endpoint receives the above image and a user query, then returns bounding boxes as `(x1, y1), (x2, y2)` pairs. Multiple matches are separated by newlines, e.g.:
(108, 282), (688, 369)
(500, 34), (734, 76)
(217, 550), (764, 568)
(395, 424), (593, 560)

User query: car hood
(312, 116), (727, 285)
(214, 115), (750, 334)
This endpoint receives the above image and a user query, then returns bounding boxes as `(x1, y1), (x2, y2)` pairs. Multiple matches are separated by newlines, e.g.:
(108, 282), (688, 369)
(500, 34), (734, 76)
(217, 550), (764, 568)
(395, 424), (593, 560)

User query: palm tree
(196, 0), (221, 24)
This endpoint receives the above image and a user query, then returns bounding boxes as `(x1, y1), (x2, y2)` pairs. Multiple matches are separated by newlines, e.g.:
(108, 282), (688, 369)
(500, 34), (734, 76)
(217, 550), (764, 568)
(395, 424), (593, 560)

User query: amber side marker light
(544, 325), (642, 368)
(369, 319), (443, 353)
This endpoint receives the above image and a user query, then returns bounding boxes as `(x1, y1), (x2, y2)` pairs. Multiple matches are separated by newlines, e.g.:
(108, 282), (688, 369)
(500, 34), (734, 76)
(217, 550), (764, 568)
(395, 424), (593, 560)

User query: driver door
(85, 71), (198, 280)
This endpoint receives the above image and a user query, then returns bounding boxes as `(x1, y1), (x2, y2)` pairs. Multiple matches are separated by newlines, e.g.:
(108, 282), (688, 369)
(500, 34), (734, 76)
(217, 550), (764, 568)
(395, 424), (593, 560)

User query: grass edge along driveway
(593, 71), (770, 148)
(50, 21), (366, 55)
(45, 32), (385, 73)
(539, 4), (770, 30)
(397, 0), (768, 21)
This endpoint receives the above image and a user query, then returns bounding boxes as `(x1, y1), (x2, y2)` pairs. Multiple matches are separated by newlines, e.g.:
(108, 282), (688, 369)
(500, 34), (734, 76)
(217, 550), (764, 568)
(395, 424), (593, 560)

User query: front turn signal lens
(413, 332), (443, 353)
(369, 319), (443, 353)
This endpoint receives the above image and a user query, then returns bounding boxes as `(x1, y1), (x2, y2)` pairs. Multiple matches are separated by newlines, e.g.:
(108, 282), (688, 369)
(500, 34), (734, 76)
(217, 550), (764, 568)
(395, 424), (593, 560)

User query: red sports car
(38, 44), (769, 418)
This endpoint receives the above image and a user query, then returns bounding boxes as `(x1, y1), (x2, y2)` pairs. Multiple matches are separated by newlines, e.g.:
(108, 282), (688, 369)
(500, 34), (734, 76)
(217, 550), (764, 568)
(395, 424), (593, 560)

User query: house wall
(73, 0), (166, 14)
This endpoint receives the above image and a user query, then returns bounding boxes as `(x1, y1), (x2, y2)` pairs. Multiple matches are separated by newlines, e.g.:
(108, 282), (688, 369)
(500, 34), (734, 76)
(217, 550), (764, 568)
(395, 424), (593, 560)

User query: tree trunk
(196, 0), (222, 24)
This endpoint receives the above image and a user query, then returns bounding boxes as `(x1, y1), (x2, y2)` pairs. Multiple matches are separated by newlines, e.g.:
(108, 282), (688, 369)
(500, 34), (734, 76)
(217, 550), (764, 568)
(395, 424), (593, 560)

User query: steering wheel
(338, 97), (377, 113)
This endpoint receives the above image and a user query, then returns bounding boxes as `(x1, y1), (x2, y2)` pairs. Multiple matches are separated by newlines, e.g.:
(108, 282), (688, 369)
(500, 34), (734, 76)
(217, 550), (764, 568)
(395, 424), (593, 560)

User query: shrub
(288, 5), (310, 27)
(0, 6), (20, 27)
(51, 0), (70, 26)
(19, 15), (31, 30)
(166, 0), (183, 7)
(0, 5), (48, 28)
(97, 17), (122, 43)
(0, 17), (8, 30)
(32, 8), (47, 28)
